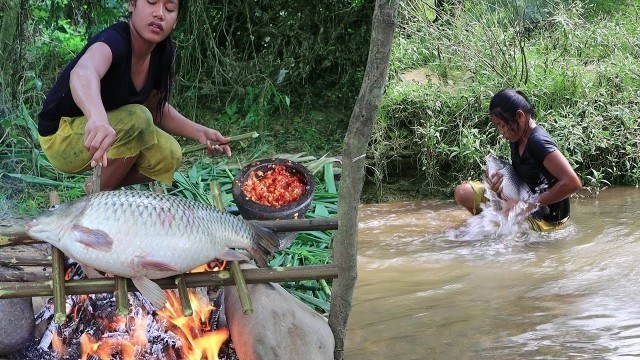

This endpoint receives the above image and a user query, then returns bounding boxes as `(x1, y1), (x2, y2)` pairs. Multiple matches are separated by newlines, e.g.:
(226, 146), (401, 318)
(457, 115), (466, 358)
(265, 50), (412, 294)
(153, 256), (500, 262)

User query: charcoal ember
(7, 342), (55, 360)
(9, 283), (236, 359)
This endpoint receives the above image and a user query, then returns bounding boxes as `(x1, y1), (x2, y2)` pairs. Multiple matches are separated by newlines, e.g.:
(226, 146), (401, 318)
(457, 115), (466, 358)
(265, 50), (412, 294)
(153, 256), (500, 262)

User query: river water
(346, 187), (640, 359)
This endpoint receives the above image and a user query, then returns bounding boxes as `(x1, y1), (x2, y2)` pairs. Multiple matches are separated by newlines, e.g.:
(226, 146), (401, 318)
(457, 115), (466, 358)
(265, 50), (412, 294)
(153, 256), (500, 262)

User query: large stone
(224, 265), (334, 360)
(0, 298), (35, 355)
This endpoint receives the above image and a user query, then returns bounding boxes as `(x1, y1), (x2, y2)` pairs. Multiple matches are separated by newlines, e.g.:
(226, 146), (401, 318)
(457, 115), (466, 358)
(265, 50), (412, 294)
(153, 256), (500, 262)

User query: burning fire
(189, 260), (226, 274)
(62, 289), (229, 360)
(47, 261), (230, 359)
(155, 291), (229, 360)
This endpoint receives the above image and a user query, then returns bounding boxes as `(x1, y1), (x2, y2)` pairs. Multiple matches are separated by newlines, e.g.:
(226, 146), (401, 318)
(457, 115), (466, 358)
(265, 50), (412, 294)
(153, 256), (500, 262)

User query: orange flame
(64, 267), (73, 281)
(190, 260), (227, 273)
(52, 261), (229, 359)
(156, 290), (228, 359)
(51, 330), (65, 357)
(79, 315), (148, 360)
(53, 288), (227, 360)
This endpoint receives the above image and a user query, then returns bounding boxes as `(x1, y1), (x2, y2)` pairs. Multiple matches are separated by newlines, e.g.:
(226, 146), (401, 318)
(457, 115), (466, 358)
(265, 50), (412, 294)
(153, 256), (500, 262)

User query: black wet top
(510, 126), (570, 223)
(38, 22), (165, 136)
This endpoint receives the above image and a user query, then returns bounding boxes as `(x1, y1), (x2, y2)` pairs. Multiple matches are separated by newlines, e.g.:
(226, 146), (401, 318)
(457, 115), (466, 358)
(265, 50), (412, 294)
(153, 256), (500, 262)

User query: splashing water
(446, 185), (539, 243)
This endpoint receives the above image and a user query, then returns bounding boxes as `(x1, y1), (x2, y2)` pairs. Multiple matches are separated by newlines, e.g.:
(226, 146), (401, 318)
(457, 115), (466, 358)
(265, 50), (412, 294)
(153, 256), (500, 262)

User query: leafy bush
(369, 0), (640, 200)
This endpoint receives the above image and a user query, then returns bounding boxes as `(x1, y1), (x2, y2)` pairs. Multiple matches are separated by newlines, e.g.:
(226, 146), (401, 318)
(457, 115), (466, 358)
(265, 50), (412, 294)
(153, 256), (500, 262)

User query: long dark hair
(489, 89), (534, 133)
(154, 36), (176, 123)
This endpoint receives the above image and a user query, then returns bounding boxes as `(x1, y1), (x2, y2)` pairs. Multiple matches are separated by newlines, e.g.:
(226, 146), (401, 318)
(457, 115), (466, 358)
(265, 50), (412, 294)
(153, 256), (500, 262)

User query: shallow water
(346, 187), (640, 359)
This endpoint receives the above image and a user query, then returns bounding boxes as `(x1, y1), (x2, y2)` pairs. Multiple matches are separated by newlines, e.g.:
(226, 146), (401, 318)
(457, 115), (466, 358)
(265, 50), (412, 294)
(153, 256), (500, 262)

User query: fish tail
(248, 222), (280, 268)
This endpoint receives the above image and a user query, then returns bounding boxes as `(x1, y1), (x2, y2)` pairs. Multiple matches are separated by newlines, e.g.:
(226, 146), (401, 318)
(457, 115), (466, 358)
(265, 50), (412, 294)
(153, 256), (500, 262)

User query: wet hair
(488, 89), (534, 133)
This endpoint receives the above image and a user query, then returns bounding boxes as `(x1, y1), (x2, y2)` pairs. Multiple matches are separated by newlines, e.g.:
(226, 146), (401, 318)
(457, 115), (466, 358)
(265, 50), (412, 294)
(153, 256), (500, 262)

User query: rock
(224, 264), (334, 360)
(0, 298), (35, 355)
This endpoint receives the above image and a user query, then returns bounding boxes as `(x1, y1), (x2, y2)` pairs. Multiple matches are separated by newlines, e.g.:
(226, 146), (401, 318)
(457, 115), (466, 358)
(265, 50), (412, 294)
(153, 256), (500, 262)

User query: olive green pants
(39, 104), (182, 185)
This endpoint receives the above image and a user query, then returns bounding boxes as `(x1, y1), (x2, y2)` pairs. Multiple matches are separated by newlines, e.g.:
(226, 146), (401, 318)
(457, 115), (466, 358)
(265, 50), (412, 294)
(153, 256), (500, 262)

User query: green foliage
(3, 0), (362, 167)
(217, 83), (290, 135)
(370, 0), (640, 201)
(168, 0), (374, 113)
(159, 154), (339, 313)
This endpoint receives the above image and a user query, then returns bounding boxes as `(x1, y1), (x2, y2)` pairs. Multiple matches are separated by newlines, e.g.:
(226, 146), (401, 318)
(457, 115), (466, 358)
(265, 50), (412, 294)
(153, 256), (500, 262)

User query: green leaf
(314, 203), (330, 217)
(323, 163), (337, 194)
(4, 173), (82, 188)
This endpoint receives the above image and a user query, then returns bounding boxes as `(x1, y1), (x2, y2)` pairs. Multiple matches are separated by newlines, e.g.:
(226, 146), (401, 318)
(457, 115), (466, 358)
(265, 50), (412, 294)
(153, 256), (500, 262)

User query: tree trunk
(0, 0), (19, 71)
(0, 0), (24, 106)
(328, 0), (397, 359)
(0, 0), (19, 108)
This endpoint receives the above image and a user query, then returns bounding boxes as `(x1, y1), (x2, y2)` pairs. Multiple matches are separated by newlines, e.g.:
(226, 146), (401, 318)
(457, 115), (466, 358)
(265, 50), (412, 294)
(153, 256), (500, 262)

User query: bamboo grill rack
(0, 183), (339, 323)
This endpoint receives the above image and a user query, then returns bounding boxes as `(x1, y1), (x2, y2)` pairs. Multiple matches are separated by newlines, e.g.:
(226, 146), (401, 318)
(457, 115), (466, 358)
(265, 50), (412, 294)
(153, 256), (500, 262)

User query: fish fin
(79, 264), (104, 279)
(132, 256), (179, 272)
(247, 222), (280, 268)
(216, 248), (251, 262)
(131, 277), (166, 309)
(71, 225), (114, 252)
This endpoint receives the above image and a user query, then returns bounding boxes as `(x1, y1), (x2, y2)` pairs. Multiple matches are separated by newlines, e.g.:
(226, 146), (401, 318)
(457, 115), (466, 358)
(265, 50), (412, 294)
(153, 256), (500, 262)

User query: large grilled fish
(26, 190), (279, 308)
(484, 155), (533, 201)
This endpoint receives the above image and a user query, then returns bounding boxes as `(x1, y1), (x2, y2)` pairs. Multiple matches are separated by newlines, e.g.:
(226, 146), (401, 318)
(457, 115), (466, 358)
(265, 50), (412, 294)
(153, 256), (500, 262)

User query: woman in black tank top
(454, 89), (582, 228)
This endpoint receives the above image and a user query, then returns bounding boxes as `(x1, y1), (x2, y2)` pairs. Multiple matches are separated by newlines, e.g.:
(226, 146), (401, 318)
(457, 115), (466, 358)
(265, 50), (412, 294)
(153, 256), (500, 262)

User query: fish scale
(484, 155), (533, 201)
(26, 190), (279, 308)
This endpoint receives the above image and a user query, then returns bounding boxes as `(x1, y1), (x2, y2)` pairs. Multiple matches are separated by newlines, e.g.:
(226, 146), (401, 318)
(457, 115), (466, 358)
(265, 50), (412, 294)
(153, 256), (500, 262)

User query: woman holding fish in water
(454, 89), (582, 231)
(37, 0), (230, 193)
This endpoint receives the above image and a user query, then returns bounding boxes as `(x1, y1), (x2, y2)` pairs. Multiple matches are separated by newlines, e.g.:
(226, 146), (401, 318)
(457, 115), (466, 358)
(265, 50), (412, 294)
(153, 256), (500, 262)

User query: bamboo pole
(115, 276), (129, 316)
(0, 270), (52, 282)
(0, 264), (339, 299)
(175, 275), (193, 316)
(182, 131), (259, 155)
(0, 254), (52, 267)
(51, 249), (66, 325)
(0, 231), (42, 247)
(230, 261), (253, 315)
(49, 192), (67, 324)
(211, 181), (253, 315)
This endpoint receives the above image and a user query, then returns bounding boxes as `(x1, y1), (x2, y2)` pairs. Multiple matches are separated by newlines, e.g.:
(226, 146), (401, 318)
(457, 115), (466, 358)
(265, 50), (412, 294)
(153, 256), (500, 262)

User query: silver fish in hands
(484, 155), (533, 201)
(25, 190), (279, 308)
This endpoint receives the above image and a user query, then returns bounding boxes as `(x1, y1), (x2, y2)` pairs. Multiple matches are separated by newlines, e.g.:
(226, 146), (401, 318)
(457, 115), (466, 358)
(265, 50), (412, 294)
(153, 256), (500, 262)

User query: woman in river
(37, 0), (230, 193)
(454, 89), (582, 231)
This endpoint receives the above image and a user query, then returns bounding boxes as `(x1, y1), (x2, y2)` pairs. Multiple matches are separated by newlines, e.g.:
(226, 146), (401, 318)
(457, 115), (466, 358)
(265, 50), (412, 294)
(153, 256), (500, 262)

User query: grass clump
(367, 0), (640, 201)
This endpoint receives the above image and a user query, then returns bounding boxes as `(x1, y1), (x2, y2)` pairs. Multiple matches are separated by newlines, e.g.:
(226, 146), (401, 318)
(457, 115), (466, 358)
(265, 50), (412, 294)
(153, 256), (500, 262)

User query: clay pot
(232, 158), (315, 221)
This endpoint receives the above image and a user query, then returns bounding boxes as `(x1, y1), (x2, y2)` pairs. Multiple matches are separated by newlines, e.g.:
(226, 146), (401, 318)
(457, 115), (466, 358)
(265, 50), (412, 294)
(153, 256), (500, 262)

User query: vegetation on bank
(1, 0), (359, 312)
(1, 0), (638, 311)
(367, 0), (640, 202)
(0, 0), (371, 185)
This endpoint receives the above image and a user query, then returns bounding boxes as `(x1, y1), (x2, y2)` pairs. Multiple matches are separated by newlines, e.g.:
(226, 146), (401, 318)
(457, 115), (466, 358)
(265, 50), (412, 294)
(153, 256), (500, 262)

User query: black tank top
(38, 22), (165, 136)
(510, 126), (570, 223)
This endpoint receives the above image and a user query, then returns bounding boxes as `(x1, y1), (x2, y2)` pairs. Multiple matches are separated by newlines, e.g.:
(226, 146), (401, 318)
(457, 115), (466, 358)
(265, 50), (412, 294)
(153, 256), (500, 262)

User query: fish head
(26, 200), (85, 244)
(485, 155), (509, 178)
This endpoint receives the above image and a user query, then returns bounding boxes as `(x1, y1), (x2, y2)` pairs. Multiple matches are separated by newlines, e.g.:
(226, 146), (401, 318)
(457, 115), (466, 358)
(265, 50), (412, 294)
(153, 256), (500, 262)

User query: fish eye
(48, 204), (60, 211)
